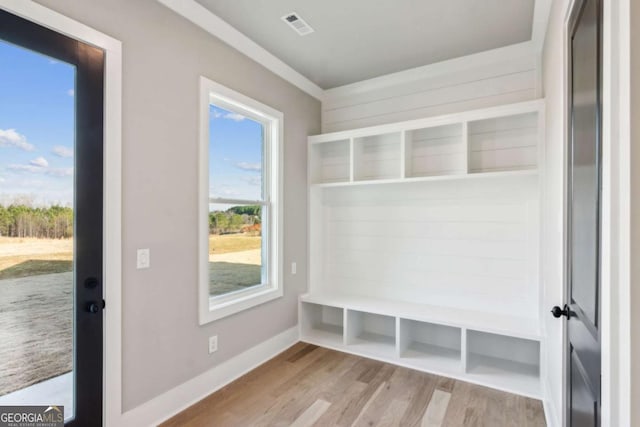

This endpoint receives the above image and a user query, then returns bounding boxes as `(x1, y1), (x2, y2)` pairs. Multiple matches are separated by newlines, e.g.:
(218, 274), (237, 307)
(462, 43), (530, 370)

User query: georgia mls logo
(44, 406), (63, 417)
(0, 405), (64, 427)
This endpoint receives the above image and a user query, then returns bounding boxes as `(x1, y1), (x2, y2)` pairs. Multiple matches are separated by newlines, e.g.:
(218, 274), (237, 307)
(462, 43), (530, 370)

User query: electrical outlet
(291, 262), (297, 275)
(136, 249), (150, 269)
(208, 335), (218, 354)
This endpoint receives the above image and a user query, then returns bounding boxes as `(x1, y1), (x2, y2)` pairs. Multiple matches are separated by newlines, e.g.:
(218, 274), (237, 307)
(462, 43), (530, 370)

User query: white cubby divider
(303, 99), (544, 399)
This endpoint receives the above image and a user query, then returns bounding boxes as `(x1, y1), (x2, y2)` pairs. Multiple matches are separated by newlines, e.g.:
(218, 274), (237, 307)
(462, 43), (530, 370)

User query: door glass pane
(208, 203), (264, 297)
(0, 40), (75, 421)
(570, 0), (599, 328)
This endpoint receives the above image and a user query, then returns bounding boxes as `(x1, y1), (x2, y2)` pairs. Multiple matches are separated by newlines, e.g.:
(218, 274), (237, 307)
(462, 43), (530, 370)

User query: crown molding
(155, 0), (324, 100)
(158, 0), (550, 103)
(532, 0), (553, 52)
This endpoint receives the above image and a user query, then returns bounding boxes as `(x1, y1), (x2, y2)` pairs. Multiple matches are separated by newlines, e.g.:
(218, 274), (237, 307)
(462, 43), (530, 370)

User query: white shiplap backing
(316, 177), (540, 319)
(322, 54), (538, 133)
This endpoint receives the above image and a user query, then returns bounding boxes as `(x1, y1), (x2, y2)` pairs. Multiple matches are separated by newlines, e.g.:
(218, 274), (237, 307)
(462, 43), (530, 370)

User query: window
(199, 77), (283, 324)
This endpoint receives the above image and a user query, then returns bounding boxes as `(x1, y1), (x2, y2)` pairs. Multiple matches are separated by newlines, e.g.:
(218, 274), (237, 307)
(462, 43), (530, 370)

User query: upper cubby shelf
(308, 100), (543, 187)
(468, 112), (538, 173)
(309, 139), (350, 184)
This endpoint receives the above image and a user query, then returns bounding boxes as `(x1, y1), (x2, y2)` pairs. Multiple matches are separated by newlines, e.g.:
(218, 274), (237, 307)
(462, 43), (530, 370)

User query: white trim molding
(543, 379), (560, 427)
(601, 0), (631, 425)
(0, 1), (123, 426)
(156, 0), (323, 100)
(120, 326), (299, 427)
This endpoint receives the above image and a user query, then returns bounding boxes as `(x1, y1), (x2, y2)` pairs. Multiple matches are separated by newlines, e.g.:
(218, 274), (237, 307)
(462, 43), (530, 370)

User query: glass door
(0, 9), (105, 426)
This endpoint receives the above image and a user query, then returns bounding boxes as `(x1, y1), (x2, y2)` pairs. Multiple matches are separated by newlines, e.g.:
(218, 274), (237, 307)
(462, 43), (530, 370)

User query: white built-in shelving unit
(302, 100), (545, 399)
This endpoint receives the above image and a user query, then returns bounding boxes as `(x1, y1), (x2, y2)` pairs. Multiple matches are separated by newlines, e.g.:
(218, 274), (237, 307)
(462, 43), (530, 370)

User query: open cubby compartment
(468, 112), (539, 173)
(405, 123), (465, 177)
(345, 309), (397, 358)
(466, 330), (541, 397)
(398, 319), (462, 373)
(300, 302), (344, 346)
(353, 132), (402, 181)
(310, 139), (351, 184)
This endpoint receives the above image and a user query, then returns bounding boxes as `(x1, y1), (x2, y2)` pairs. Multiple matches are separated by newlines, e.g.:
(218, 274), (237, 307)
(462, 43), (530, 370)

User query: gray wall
(34, 0), (320, 411)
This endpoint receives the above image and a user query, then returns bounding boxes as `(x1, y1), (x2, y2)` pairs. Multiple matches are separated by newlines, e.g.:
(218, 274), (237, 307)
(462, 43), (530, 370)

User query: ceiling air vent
(281, 12), (314, 36)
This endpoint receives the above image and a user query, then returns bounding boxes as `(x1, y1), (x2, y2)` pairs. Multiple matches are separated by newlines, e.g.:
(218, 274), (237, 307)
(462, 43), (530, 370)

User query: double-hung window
(199, 77), (283, 324)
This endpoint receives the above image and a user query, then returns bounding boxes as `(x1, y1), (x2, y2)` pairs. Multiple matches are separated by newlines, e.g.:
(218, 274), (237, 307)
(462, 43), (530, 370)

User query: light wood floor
(161, 343), (546, 427)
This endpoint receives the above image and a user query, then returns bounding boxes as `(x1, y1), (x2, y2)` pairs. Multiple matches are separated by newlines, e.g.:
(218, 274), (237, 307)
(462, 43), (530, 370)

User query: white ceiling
(194, 0), (536, 89)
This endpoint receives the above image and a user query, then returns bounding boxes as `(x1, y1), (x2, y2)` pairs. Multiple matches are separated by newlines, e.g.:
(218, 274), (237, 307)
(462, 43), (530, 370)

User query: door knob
(551, 304), (570, 318)
(86, 300), (105, 314)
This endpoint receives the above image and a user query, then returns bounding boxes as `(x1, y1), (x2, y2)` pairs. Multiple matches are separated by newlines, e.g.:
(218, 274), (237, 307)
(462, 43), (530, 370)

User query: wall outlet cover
(209, 335), (218, 354)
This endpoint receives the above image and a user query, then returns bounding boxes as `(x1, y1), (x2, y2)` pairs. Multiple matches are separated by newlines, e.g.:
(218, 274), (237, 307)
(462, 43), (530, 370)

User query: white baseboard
(543, 379), (561, 427)
(116, 326), (299, 427)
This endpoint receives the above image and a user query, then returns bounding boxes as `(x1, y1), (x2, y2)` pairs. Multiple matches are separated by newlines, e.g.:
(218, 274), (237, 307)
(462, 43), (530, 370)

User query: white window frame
(198, 76), (283, 324)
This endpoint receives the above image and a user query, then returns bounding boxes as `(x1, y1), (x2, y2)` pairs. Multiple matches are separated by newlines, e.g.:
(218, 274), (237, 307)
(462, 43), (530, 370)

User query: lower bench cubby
(466, 330), (541, 397)
(345, 310), (396, 358)
(298, 296), (542, 398)
(300, 302), (344, 346)
(398, 319), (462, 373)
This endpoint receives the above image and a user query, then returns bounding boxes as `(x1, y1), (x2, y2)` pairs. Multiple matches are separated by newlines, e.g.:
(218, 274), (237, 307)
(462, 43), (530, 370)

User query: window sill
(199, 284), (283, 324)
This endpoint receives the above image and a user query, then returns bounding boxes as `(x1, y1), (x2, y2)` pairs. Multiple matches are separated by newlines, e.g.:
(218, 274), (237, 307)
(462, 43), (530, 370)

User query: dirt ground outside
(209, 248), (262, 296)
(0, 272), (72, 396)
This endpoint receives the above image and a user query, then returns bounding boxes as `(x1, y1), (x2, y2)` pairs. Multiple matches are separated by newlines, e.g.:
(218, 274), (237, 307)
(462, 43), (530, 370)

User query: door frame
(0, 0), (123, 425)
(561, 0), (632, 426)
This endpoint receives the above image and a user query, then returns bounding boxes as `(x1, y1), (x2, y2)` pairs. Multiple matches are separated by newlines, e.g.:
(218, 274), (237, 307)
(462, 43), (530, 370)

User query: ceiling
(195, 0), (536, 89)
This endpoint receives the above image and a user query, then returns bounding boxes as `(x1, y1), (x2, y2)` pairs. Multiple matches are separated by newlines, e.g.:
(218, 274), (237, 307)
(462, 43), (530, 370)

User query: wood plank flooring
(161, 343), (546, 427)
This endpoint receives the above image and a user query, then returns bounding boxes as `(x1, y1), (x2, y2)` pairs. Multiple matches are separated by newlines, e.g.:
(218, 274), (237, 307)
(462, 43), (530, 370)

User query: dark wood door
(0, 8), (104, 427)
(564, 0), (602, 425)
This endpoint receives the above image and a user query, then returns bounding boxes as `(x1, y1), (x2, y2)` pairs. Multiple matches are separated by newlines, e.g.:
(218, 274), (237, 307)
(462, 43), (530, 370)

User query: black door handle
(551, 304), (570, 318)
(86, 300), (105, 314)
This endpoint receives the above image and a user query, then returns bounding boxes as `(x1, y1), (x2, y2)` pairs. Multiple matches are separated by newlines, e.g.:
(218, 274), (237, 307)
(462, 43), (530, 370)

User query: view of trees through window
(0, 204), (74, 239)
(209, 204), (261, 236)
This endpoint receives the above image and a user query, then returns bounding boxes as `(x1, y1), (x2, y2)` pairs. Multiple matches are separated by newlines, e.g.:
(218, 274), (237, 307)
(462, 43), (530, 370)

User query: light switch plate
(136, 248), (150, 269)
